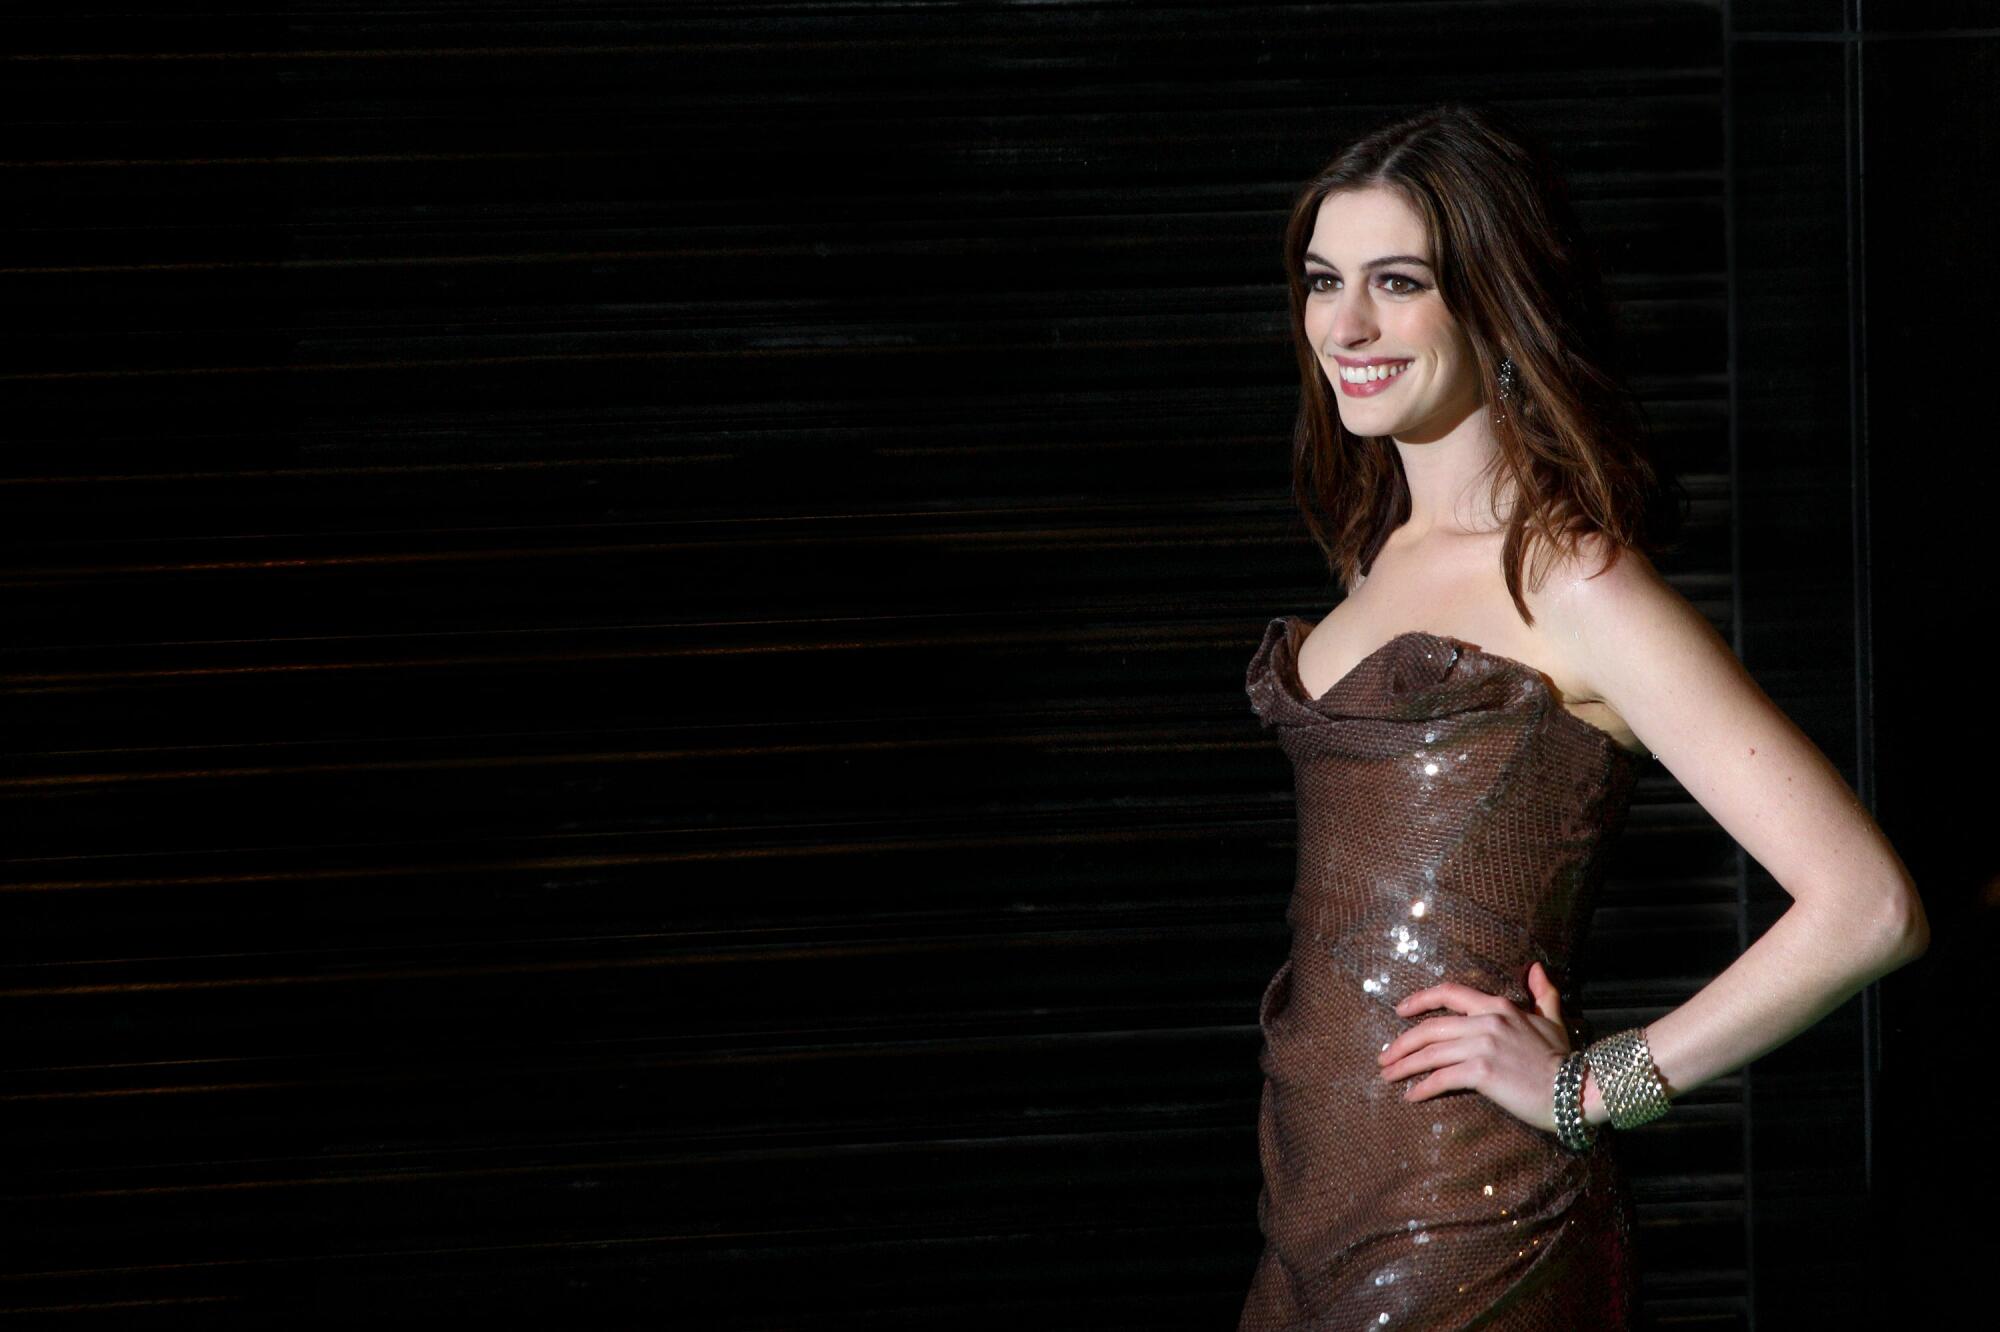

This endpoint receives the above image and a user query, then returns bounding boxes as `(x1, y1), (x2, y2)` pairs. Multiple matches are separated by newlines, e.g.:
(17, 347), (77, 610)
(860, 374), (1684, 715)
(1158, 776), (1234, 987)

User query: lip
(1334, 357), (1413, 397)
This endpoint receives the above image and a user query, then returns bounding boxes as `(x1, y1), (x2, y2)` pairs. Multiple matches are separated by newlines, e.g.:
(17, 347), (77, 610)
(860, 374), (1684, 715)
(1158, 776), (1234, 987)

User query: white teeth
(1339, 360), (1411, 383)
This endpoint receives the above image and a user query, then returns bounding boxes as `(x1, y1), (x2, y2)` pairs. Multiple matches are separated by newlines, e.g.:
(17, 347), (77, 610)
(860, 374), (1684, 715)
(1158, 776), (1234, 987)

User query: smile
(1336, 359), (1412, 397)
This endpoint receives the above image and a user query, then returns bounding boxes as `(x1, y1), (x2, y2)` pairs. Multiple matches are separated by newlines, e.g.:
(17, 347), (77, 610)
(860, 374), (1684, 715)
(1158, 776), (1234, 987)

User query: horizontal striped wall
(0, 3), (1761, 1324)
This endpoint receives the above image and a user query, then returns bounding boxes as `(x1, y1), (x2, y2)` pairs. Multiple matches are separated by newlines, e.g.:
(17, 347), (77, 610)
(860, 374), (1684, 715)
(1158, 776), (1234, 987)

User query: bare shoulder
(1532, 532), (1748, 731)
(1531, 534), (1697, 672)
(1536, 533), (1925, 941)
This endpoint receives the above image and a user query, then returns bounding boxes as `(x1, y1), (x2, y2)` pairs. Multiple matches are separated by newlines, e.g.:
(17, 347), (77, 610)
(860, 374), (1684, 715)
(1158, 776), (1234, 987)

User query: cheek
(1416, 314), (1471, 367)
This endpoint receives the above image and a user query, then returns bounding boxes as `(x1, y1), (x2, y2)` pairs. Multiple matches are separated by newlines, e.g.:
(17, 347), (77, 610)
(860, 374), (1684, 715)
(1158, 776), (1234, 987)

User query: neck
(1389, 416), (1509, 535)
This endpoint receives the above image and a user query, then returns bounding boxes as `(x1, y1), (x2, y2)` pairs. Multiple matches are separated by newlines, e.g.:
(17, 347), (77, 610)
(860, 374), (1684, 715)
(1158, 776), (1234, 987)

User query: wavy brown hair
(1282, 101), (1686, 625)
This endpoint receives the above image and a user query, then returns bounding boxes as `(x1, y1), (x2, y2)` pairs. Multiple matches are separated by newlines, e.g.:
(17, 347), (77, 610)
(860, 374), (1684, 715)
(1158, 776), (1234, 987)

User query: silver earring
(1493, 356), (1516, 422)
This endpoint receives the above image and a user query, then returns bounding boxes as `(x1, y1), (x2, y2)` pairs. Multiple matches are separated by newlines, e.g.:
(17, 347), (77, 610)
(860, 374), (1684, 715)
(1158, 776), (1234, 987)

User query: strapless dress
(1237, 615), (1642, 1331)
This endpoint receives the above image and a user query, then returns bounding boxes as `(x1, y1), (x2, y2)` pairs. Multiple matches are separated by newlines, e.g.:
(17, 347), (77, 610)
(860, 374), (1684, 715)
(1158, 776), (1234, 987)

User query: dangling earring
(1493, 356), (1516, 423)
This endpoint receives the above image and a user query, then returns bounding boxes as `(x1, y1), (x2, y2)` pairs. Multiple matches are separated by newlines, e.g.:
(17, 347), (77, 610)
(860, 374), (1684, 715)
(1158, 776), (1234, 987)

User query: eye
(1302, 272), (1427, 295)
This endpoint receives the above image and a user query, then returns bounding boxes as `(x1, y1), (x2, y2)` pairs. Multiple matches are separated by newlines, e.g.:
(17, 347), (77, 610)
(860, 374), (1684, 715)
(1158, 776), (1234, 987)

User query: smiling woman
(1235, 103), (1926, 1332)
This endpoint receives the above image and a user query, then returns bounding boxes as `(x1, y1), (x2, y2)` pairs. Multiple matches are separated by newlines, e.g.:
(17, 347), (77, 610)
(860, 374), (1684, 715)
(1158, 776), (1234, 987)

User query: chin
(1339, 410), (1409, 433)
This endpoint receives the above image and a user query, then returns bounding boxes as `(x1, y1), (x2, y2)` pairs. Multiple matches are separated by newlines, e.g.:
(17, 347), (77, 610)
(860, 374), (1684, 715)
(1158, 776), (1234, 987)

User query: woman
(1237, 104), (1927, 1330)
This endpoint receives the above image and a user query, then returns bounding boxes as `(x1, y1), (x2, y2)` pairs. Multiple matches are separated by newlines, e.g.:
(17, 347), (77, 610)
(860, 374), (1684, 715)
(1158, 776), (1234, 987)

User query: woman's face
(1301, 186), (1483, 442)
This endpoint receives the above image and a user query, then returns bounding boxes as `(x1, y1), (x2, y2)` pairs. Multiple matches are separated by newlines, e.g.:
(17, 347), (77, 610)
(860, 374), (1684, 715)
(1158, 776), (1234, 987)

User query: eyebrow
(1302, 252), (1433, 272)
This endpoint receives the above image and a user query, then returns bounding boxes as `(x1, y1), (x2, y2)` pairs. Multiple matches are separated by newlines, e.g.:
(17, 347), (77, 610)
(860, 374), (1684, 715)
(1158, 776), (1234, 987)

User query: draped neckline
(1270, 615), (1642, 761)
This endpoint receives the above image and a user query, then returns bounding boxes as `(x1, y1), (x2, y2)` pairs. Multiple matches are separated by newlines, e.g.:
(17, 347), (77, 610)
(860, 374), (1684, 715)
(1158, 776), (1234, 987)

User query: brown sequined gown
(1237, 615), (1642, 1331)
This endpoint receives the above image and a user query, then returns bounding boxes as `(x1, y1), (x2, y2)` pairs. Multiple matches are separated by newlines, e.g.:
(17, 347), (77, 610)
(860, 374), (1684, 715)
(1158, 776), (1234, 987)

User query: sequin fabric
(1237, 615), (1642, 1332)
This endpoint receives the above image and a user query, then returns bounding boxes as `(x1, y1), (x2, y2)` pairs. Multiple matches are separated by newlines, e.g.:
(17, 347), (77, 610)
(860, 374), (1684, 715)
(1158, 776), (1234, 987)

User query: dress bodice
(1244, 614), (1640, 1011)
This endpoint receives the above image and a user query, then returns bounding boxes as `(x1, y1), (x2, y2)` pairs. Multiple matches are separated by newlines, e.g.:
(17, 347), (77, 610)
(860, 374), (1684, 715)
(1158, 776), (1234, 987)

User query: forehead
(1307, 187), (1429, 260)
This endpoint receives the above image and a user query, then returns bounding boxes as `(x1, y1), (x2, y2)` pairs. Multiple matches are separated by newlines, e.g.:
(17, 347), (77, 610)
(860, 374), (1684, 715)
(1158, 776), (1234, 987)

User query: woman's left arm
(1552, 542), (1930, 1125)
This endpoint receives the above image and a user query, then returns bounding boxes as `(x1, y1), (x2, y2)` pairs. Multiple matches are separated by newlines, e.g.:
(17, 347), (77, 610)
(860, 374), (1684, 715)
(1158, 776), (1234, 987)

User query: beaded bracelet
(1552, 1050), (1595, 1153)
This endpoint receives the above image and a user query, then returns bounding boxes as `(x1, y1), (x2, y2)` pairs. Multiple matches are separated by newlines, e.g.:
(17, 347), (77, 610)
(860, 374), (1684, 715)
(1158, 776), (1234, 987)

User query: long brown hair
(1282, 102), (1686, 624)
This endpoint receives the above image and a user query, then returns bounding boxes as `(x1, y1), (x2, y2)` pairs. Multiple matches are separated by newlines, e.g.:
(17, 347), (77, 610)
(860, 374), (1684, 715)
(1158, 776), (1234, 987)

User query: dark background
(1, 2), (1990, 1325)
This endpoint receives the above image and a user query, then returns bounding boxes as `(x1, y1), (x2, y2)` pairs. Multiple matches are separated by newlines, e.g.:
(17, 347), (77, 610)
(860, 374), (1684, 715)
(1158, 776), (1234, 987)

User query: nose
(1326, 287), (1379, 349)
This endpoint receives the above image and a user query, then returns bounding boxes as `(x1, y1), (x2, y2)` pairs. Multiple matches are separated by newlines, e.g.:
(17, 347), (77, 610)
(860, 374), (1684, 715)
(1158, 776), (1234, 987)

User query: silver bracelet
(1583, 1025), (1672, 1130)
(1551, 1050), (1595, 1153)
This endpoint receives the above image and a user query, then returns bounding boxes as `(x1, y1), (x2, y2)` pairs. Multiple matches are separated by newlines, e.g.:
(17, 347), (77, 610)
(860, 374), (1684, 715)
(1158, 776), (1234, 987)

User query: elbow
(1900, 914), (1930, 962)
(1881, 895), (1930, 964)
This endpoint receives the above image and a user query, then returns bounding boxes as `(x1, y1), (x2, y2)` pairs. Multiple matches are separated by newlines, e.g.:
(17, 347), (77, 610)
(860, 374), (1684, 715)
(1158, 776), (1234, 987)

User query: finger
(1528, 961), (1564, 1022)
(1403, 1056), (1486, 1102)
(1380, 1035), (1487, 1084)
(1395, 983), (1508, 1017)
(1377, 1015), (1477, 1065)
